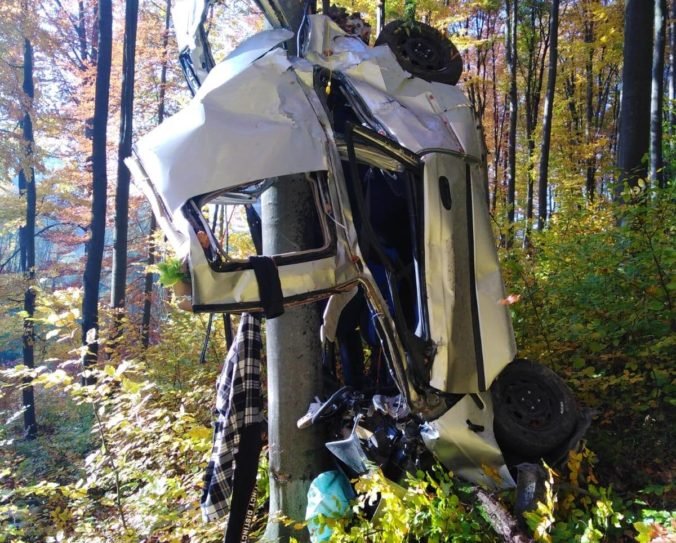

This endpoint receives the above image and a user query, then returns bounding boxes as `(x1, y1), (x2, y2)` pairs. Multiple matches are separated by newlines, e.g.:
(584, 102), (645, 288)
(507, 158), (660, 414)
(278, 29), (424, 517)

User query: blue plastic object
(305, 470), (355, 542)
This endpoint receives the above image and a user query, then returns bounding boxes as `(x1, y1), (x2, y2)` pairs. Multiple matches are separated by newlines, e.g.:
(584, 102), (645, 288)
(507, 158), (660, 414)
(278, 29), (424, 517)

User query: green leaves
(321, 466), (492, 542)
(154, 258), (189, 288)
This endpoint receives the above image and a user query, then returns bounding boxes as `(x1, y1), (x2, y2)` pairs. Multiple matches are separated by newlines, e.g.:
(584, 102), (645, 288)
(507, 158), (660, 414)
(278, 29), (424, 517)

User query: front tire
(492, 359), (579, 459)
(375, 20), (463, 85)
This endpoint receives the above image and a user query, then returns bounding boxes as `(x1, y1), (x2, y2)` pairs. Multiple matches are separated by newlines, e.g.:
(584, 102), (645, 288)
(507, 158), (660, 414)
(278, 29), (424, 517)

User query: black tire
(492, 359), (579, 459)
(375, 20), (462, 85)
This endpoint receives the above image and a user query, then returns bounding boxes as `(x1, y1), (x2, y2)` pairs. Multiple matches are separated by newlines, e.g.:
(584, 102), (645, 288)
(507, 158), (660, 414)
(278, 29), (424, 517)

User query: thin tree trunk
(650, 0), (666, 187)
(585, 12), (596, 201)
(77, 0), (88, 63)
(141, 0), (171, 348)
(81, 0), (112, 381)
(523, 5), (550, 247)
(506, 0), (518, 245)
(110, 0), (139, 337)
(670, 0), (676, 121)
(537, 0), (559, 230)
(19, 5), (37, 438)
(668, 0), (676, 181)
(615, 0), (654, 200)
(376, 0), (385, 36)
(141, 216), (156, 348)
(90, 0), (99, 63)
(490, 40), (503, 215)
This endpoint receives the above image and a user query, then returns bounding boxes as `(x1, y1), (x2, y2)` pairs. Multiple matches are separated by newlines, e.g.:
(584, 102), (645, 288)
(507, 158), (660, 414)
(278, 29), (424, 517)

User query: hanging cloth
(201, 313), (263, 525)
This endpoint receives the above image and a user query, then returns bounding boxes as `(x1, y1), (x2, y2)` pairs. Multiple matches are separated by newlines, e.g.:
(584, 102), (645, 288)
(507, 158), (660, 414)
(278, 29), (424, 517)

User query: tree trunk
(110, 0), (139, 339)
(506, 0), (518, 244)
(670, 0), (676, 132)
(141, 0), (172, 349)
(81, 0), (112, 381)
(537, 0), (559, 230)
(615, 0), (654, 200)
(669, 0), (676, 181)
(490, 40), (503, 216)
(19, 8), (37, 439)
(262, 178), (326, 542)
(650, 0), (666, 187)
(141, 216), (156, 349)
(77, 0), (88, 63)
(253, 2), (326, 540)
(522, 3), (550, 246)
(584, 10), (596, 201)
(376, 0), (385, 36)
(90, 0), (99, 63)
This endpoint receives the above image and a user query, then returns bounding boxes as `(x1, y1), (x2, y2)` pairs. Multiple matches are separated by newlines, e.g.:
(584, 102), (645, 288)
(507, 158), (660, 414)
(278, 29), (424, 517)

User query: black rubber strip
(223, 423), (263, 543)
(465, 164), (486, 391)
(248, 255), (284, 319)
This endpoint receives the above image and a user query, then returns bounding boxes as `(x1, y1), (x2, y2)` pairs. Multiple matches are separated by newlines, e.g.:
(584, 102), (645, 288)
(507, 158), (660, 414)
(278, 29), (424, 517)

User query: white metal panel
(424, 154), (514, 393)
(134, 47), (328, 221)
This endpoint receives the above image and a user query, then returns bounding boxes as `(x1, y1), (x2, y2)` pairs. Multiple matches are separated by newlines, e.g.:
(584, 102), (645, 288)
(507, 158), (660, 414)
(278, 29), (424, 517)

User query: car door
(126, 37), (361, 315)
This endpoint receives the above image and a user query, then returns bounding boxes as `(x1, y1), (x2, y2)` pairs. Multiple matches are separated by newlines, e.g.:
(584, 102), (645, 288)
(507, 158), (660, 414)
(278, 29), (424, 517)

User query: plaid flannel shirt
(201, 313), (263, 522)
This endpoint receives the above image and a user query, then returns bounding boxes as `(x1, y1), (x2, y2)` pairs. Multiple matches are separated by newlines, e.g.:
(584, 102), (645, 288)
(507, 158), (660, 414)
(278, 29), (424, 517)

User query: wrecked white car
(127, 6), (586, 492)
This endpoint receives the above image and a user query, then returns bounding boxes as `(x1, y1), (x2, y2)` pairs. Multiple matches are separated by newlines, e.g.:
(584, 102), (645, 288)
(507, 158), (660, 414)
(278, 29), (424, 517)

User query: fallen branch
(472, 488), (533, 543)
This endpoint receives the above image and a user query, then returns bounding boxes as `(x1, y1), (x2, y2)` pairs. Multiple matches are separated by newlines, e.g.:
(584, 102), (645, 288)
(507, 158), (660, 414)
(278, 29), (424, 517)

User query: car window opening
(182, 173), (334, 273)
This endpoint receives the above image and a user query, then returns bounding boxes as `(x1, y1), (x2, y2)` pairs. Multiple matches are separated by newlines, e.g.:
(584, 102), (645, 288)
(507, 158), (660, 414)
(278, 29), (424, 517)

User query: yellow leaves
(50, 506), (73, 530)
(33, 369), (72, 389)
(185, 425), (211, 442)
(120, 377), (142, 394)
(480, 463), (503, 486)
(523, 463), (558, 543)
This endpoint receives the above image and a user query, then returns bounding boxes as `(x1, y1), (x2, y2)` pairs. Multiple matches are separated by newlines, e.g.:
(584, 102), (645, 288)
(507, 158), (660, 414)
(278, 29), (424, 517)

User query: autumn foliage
(0, 0), (674, 542)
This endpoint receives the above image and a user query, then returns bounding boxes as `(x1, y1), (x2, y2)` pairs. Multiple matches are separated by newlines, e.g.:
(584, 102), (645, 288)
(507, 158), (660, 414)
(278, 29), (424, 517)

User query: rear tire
(492, 359), (579, 459)
(375, 20), (462, 85)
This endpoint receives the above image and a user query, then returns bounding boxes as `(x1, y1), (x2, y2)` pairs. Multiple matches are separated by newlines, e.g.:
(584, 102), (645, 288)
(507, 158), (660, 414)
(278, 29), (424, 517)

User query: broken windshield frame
(343, 123), (435, 392)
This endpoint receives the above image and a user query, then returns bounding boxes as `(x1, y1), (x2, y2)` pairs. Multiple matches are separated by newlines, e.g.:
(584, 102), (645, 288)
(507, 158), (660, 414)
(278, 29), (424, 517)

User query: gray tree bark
(81, 0), (112, 382)
(261, 177), (327, 542)
(650, 0), (666, 187)
(505, 0), (518, 245)
(249, 3), (327, 540)
(537, 0), (559, 230)
(19, 3), (37, 438)
(376, 0), (385, 36)
(141, 0), (172, 348)
(615, 0), (654, 200)
(522, 2), (550, 246)
(110, 0), (139, 334)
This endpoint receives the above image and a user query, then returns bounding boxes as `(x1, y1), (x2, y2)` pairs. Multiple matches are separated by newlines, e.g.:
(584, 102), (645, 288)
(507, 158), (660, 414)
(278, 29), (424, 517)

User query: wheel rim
(395, 34), (444, 71)
(502, 378), (557, 430)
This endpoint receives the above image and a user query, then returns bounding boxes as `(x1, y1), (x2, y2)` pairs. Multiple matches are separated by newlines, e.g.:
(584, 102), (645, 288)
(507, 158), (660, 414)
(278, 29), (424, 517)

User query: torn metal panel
(173, 0), (207, 54)
(422, 393), (516, 489)
(303, 14), (481, 157)
(173, 0), (212, 86)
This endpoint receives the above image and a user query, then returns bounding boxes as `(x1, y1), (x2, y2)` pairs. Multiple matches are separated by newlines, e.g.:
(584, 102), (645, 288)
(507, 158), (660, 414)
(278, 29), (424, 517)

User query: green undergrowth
(0, 187), (674, 541)
(497, 184), (675, 539)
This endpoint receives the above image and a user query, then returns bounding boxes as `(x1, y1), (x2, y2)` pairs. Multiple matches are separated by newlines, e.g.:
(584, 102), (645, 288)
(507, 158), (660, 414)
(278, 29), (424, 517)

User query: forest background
(0, 0), (673, 541)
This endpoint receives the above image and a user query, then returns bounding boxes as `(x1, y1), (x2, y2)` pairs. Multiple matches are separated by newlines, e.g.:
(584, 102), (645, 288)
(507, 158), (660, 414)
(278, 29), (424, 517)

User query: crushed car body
(127, 7), (586, 492)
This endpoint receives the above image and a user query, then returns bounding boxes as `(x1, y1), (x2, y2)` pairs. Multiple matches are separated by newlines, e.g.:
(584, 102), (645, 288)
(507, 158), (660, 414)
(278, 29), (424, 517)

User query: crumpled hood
(133, 33), (328, 224)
